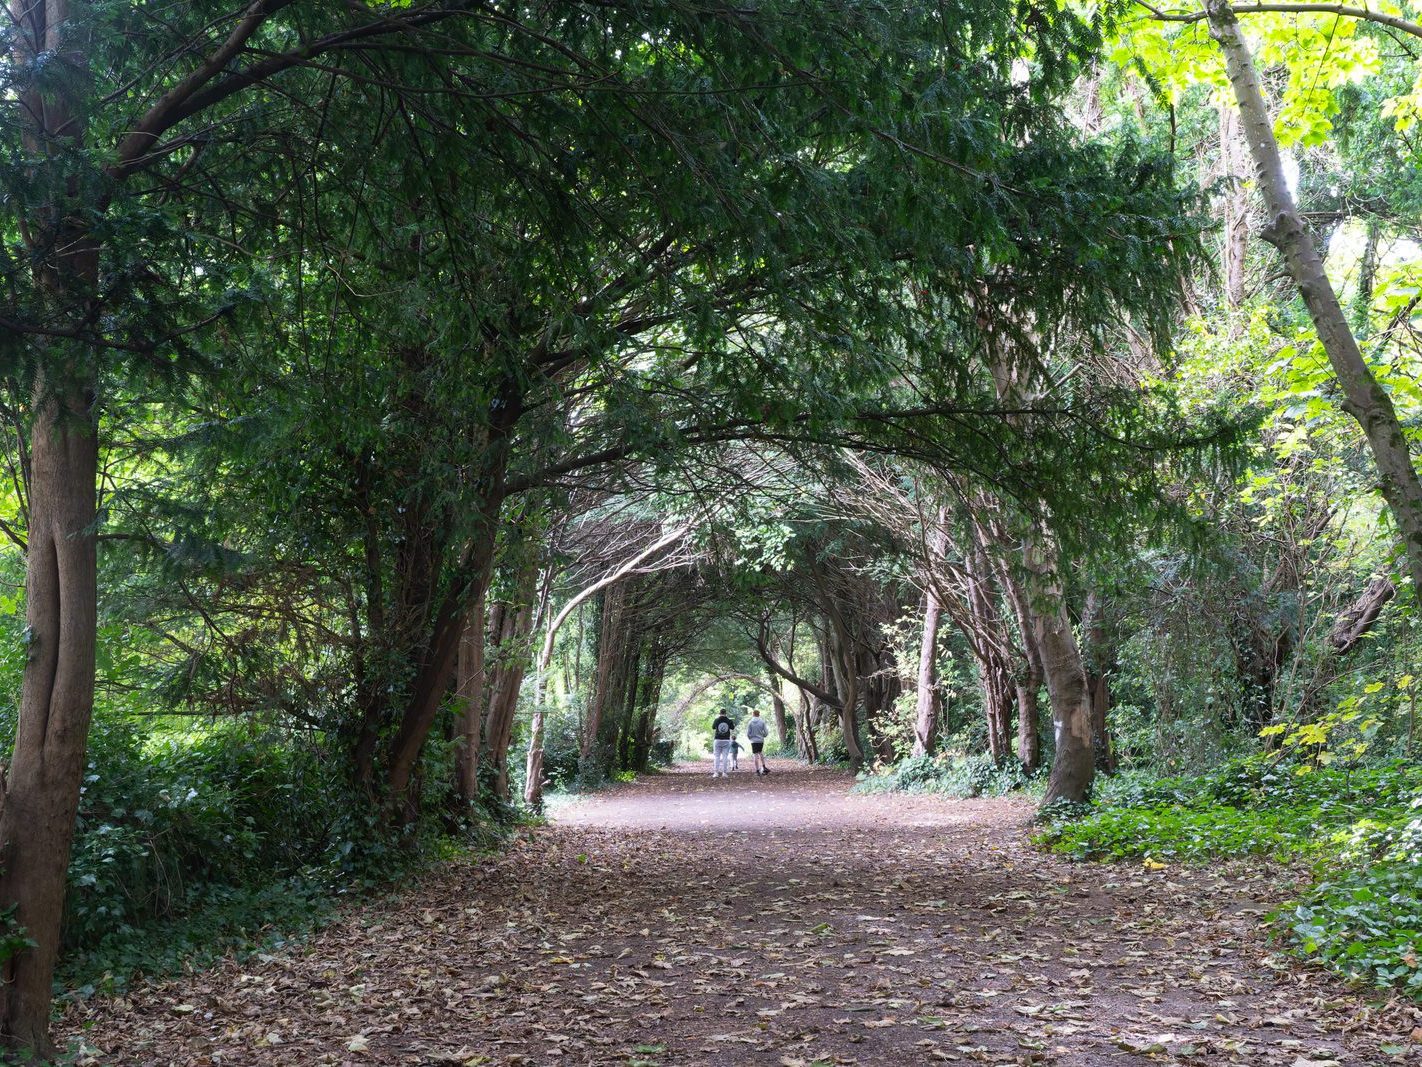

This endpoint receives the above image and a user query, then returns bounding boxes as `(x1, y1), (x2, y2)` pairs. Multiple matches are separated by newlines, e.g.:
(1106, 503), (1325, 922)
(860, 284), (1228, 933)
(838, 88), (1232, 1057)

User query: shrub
(855, 752), (1041, 798)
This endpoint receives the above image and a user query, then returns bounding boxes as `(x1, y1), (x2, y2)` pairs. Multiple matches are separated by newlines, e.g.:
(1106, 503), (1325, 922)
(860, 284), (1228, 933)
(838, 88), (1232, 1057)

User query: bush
(855, 752), (1041, 798)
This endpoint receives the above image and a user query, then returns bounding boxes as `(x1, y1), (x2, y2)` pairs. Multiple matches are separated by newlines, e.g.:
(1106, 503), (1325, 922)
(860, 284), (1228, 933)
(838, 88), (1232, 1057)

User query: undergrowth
(854, 752), (1044, 798)
(0, 713), (516, 1000)
(1037, 756), (1422, 999)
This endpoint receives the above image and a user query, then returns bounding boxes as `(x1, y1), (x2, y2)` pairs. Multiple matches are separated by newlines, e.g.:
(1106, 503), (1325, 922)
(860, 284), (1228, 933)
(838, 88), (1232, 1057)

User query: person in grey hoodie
(746, 708), (771, 775)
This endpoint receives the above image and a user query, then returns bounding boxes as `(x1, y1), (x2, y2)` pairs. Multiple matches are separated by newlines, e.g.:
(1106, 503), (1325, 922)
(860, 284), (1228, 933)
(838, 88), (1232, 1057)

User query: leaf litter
(59, 765), (1422, 1065)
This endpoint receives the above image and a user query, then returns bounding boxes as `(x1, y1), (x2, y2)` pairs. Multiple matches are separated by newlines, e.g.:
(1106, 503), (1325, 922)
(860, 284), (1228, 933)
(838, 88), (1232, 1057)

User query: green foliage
(1290, 857), (1422, 995)
(856, 752), (1041, 799)
(0, 703), (496, 994)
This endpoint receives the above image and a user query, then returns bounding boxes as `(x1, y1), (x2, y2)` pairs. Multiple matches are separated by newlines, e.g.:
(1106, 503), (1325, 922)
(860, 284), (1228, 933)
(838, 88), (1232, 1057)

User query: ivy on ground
(1036, 757), (1422, 999)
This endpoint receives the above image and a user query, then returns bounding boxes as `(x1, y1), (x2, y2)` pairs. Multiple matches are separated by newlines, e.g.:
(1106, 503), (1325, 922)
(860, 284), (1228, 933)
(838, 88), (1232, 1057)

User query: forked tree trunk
(1027, 534), (1095, 804)
(0, 2), (102, 1050)
(797, 691), (818, 762)
(453, 593), (487, 804)
(982, 656), (1014, 764)
(994, 549), (1044, 771)
(1207, 0), (1422, 598)
(0, 379), (99, 1055)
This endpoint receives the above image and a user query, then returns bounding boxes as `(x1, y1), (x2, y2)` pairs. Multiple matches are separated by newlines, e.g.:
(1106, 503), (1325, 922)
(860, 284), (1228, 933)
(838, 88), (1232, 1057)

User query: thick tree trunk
(825, 620), (864, 769)
(1081, 591), (1116, 774)
(0, 4), (102, 1050)
(1014, 662), (1043, 772)
(994, 553), (1045, 771)
(1036, 601), (1094, 803)
(0, 380), (98, 1056)
(383, 549), (498, 819)
(581, 583), (639, 780)
(629, 642), (668, 772)
(1208, 0), (1422, 598)
(454, 593), (487, 804)
(1022, 534), (1095, 804)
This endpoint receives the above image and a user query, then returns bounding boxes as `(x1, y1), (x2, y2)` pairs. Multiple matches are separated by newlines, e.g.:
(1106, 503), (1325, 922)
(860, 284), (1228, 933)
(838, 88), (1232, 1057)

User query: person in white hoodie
(746, 708), (771, 775)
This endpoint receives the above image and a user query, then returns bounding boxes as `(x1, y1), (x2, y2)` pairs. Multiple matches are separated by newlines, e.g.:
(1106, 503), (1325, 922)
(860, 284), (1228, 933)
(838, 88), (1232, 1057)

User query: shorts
(751, 742), (764, 754)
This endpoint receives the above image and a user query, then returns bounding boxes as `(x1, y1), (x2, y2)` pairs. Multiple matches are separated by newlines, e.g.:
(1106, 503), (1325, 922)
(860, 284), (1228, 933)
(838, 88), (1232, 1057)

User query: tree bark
(769, 672), (789, 747)
(580, 583), (640, 781)
(0, 378), (99, 1056)
(1208, 0), (1422, 599)
(1219, 104), (1251, 308)
(1021, 533), (1095, 804)
(912, 519), (949, 757)
(1081, 591), (1117, 774)
(453, 592), (487, 804)
(0, 2), (102, 1050)
(1013, 661), (1043, 772)
(1327, 576), (1394, 655)
(485, 596), (535, 803)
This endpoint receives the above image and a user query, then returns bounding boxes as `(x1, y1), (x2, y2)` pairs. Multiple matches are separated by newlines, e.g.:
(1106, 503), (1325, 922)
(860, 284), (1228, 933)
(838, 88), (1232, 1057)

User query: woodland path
(62, 765), (1421, 1066)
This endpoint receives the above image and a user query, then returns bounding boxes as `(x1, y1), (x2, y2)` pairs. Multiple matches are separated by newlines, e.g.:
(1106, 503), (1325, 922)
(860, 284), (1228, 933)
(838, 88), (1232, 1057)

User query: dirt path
(62, 765), (1421, 1065)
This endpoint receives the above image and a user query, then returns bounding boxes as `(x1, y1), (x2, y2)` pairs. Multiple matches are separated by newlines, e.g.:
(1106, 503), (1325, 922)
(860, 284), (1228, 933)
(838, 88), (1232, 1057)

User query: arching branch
(1137, 1), (1422, 41)
(756, 616), (841, 708)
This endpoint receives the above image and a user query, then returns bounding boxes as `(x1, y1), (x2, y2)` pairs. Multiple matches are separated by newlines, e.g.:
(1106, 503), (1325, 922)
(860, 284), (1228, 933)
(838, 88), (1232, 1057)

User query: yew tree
(0, 2), (1229, 1054)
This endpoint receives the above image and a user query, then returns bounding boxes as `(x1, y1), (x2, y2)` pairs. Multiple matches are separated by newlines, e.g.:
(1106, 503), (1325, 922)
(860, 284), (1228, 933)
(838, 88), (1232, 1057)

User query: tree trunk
(769, 671), (789, 747)
(1023, 532), (1095, 805)
(485, 600), (535, 804)
(797, 690), (818, 762)
(994, 552), (1045, 771)
(1081, 591), (1116, 774)
(629, 641), (668, 772)
(454, 593), (487, 804)
(1014, 662), (1043, 772)
(1208, 0), (1422, 599)
(1219, 103), (1251, 308)
(911, 588), (943, 758)
(981, 657), (1014, 764)
(580, 583), (638, 781)
(825, 619), (864, 769)
(0, 3), (102, 1050)
(0, 379), (98, 1056)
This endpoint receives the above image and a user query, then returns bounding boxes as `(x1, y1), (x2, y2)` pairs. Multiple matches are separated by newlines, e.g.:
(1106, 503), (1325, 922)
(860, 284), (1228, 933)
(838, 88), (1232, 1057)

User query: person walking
(730, 735), (741, 772)
(711, 708), (735, 777)
(746, 708), (771, 775)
